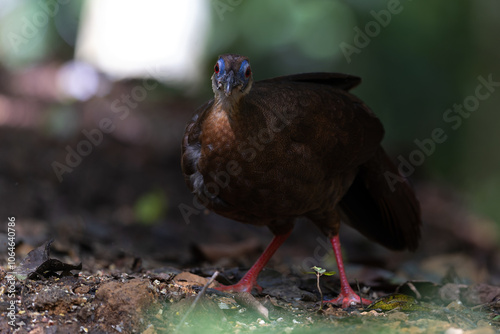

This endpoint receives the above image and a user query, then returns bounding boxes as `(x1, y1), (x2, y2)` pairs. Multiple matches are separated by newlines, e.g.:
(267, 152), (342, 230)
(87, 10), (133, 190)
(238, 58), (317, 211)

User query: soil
(0, 67), (499, 333)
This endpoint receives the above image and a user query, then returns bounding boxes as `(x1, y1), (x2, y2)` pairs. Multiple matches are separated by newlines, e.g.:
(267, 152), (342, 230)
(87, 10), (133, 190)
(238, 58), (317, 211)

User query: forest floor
(0, 245), (499, 333)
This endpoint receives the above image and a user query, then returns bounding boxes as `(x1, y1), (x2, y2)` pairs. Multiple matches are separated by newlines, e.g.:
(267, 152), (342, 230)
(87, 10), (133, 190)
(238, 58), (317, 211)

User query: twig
(316, 273), (324, 311)
(234, 292), (269, 319)
(355, 278), (364, 308)
(174, 271), (219, 332)
(405, 282), (421, 300)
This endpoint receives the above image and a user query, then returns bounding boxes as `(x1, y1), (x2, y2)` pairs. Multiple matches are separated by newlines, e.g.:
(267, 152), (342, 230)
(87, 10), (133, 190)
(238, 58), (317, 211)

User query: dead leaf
(174, 272), (219, 288)
(15, 239), (82, 280)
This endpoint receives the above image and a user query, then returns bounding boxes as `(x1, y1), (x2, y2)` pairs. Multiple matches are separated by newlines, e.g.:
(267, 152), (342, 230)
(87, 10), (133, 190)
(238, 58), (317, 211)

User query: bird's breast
(192, 104), (336, 221)
(199, 106), (237, 161)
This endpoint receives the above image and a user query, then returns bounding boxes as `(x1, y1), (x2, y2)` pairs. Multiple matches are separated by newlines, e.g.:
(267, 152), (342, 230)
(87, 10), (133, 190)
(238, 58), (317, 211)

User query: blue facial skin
(214, 58), (251, 96)
(238, 60), (252, 92)
(216, 58), (225, 77)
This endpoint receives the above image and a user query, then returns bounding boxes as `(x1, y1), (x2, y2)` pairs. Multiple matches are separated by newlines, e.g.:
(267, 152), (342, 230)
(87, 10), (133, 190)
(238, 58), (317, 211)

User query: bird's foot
(325, 290), (371, 309)
(215, 277), (263, 294)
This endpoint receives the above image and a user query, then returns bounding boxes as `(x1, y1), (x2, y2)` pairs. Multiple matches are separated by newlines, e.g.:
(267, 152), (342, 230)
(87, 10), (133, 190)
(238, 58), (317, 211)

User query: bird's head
(211, 54), (253, 103)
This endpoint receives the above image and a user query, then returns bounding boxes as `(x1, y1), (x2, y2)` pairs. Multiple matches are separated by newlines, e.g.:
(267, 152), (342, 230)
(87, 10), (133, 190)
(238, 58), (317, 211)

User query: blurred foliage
(0, 0), (499, 227)
(0, 0), (83, 67)
(133, 189), (168, 225)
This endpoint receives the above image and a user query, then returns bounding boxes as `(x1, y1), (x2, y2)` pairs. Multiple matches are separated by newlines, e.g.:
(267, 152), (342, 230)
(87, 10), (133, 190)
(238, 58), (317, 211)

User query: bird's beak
(223, 71), (236, 97)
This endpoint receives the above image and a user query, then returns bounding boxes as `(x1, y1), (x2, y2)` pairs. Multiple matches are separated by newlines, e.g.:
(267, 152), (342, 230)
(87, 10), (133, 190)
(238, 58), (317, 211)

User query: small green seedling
(307, 266), (335, 311)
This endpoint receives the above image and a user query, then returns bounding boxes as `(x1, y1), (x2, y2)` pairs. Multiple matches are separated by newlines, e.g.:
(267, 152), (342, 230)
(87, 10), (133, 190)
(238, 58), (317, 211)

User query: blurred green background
(0, 0), (499, 233)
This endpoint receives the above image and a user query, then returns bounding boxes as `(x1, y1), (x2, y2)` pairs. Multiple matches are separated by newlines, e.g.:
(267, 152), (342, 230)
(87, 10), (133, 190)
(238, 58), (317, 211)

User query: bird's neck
(212, 80), (253, 117)
(213, 92), (246, 118)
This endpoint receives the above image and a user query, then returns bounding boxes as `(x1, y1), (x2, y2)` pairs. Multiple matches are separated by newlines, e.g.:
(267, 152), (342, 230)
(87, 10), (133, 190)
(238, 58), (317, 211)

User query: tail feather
(339, 147), (421, 251)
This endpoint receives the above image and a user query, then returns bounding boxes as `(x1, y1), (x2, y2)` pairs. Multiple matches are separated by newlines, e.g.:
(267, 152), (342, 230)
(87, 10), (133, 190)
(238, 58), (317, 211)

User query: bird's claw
(325, 292), (371, 309)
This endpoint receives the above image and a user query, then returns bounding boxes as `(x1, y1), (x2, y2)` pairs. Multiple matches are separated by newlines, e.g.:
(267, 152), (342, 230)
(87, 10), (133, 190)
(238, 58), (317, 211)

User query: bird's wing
(339, 147), (422, 251)
(252, 76), (384, 171)
(181, 100), (213, 183)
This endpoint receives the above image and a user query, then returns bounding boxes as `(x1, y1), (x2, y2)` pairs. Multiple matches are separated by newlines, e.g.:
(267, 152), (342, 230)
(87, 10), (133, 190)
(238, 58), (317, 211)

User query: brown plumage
(181, 54), (421, 308)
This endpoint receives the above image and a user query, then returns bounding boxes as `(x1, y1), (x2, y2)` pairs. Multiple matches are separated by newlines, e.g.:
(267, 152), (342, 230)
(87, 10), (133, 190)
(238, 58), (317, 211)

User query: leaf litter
(5, 240), (498, 334)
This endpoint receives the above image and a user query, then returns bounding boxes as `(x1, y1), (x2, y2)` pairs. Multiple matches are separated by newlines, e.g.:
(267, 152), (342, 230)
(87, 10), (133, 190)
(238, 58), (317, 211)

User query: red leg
(215, 230), (291, 293)
(325, 235), (371, 308)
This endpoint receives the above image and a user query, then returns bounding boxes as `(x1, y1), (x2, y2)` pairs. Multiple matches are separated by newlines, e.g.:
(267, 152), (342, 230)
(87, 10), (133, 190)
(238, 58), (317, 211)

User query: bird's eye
(214, 63), (220, 74)
(245, 67), (251, 78)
